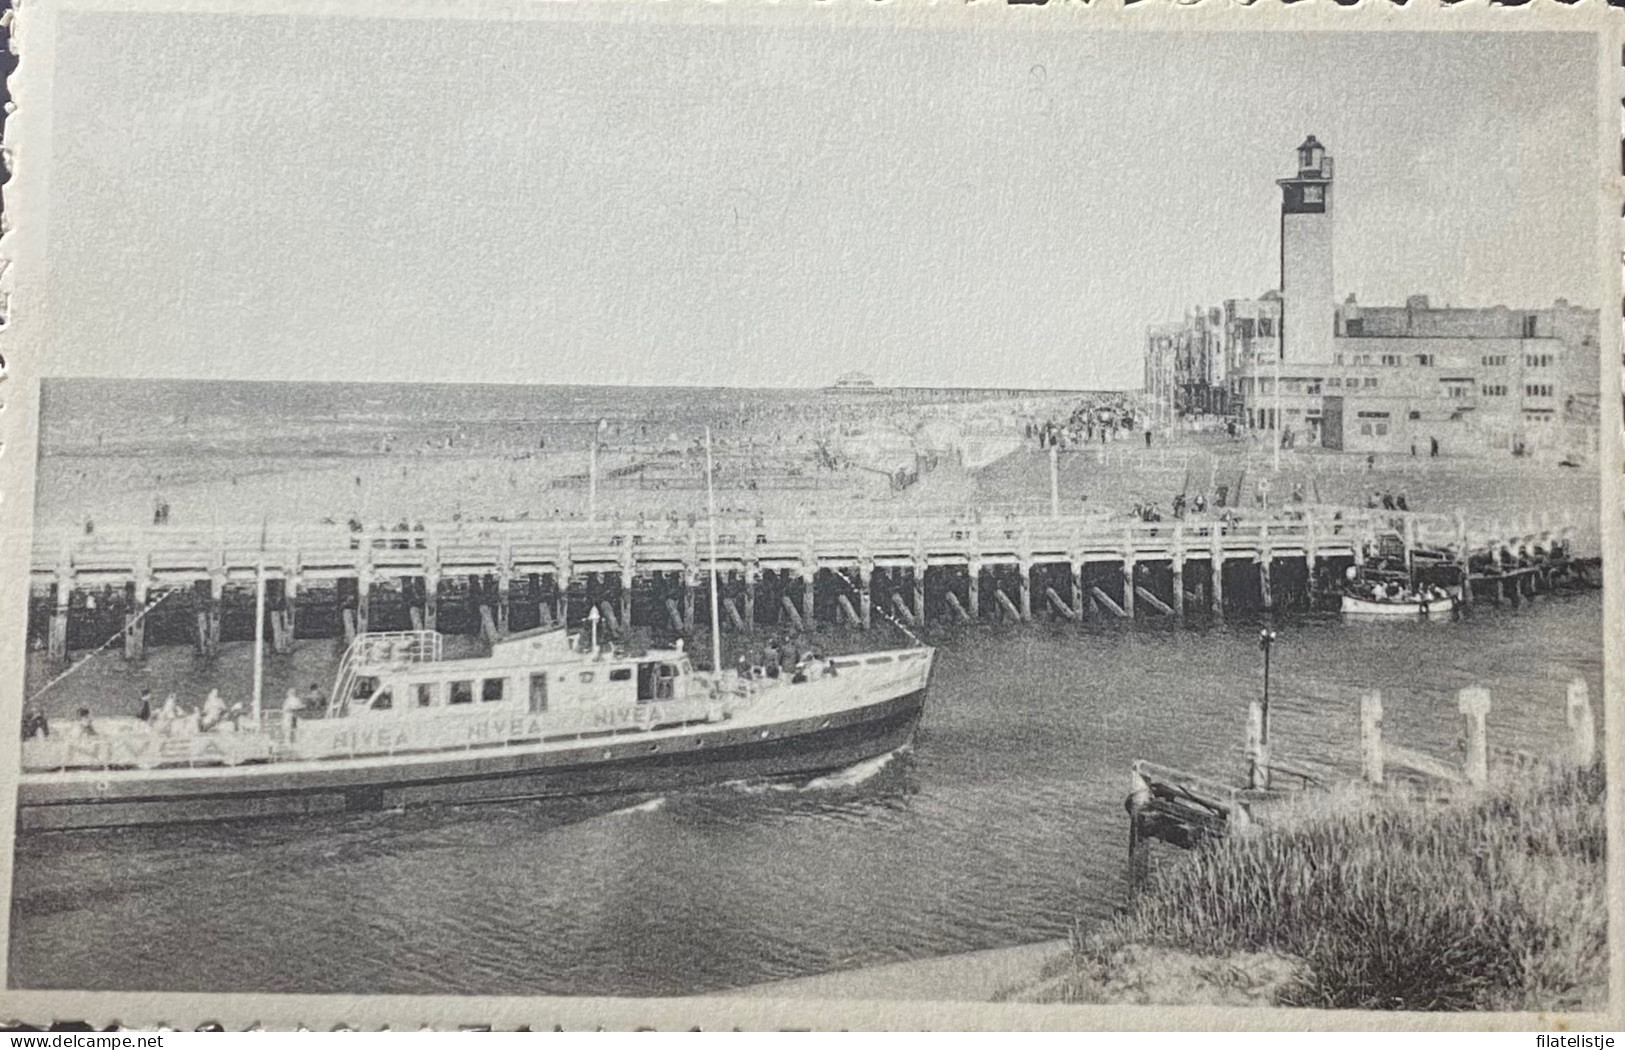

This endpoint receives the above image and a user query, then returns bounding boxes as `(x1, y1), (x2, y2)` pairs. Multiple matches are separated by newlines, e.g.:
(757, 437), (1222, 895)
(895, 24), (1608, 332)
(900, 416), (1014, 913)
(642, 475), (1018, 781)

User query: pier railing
(31, 505), (1560, 584)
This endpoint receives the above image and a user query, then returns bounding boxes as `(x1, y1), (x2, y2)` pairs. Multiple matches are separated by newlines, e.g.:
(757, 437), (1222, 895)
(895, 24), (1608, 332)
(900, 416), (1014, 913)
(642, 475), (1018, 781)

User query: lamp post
(1272, 346), (1282, 474)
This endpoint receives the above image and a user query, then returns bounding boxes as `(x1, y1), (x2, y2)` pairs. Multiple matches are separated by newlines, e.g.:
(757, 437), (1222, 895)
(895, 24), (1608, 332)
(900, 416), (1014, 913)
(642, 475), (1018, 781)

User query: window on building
(1376, 423), (1389, 436)
(1524, 383), (1553, 398)
(1363, 377), (1378, 389)
(1522, 314), (1538, 338)
(1380, 354), (1401, 367)
(1333, 353), (1344, 365)
(1327, 377), (1341, 388)
(1408, 410), (1421, 420)
(1415, 354), (1433, 366)
(1344, 320), (1363, 338)
(1303, 186), (1324, 204)
(1482, 355), (1508, 367)
(1305, 382), (1321, 395)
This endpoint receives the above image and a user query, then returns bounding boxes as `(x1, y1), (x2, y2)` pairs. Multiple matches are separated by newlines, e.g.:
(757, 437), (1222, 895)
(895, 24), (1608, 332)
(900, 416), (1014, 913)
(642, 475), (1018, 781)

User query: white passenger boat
(18, 427), (933, 831)
(18, 628), (934, 831)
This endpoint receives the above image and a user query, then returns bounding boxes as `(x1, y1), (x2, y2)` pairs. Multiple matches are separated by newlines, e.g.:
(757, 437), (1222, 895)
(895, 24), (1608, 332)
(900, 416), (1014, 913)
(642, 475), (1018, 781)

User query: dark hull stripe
(17, 690), (927, 831)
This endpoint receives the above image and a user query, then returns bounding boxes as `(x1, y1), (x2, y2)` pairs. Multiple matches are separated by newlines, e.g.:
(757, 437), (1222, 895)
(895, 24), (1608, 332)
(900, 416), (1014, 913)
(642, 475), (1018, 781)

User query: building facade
(1143, 307), (1228, 421)
(1146, 137), (1601, 459)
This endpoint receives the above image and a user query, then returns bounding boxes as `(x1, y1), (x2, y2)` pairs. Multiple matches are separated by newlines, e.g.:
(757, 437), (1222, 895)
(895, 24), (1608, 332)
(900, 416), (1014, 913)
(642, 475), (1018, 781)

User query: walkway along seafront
(28, 505), (1587, 661)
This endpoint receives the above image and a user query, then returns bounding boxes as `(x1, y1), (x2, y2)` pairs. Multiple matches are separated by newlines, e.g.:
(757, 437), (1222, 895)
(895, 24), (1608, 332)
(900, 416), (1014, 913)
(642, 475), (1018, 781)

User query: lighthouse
(1278, 136), (1336, 366)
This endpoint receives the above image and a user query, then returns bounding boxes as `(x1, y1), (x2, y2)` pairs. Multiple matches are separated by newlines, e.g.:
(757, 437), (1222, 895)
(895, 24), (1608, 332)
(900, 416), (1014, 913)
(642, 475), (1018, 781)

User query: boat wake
(723, 746), (909, 796)
(801, 748), (905, 791)
(608, 796), (667, 817)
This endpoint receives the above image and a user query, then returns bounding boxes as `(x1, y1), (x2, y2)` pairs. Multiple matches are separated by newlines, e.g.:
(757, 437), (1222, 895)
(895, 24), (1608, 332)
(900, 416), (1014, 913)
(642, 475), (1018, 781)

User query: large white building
(1150, 137), (1601, 458)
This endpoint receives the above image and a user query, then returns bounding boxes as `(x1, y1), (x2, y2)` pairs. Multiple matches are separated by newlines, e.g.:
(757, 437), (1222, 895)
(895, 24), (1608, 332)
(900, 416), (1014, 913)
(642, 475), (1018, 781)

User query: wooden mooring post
(1359, 689), (1383, 786)
(1566, 679), (1596, 768)
(1457, 686), (1491, 788)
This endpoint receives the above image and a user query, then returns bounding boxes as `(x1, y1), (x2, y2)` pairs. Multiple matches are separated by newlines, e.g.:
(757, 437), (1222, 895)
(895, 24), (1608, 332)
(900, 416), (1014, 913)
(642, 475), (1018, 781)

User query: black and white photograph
(0, 0), (1619, 1030)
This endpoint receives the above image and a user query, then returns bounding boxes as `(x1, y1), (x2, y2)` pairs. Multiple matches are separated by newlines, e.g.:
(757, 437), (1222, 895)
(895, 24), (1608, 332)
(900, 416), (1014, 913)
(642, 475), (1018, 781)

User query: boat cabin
(331, 629), (699, 721)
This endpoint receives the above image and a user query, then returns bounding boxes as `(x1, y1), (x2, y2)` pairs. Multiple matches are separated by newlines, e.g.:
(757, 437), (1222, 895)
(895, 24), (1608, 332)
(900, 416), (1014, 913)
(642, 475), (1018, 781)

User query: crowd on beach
(1025, 395), (1143, 450)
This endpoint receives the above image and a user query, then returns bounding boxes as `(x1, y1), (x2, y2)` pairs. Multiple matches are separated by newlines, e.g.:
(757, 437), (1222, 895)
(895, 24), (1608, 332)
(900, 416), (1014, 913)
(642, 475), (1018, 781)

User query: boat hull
(1340, 592), (1458, 618)
(16, 689), (927, 832)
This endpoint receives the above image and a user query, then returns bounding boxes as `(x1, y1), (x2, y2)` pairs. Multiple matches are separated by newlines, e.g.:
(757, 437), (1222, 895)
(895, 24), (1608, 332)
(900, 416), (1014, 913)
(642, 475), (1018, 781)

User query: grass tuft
(1066, 762), (1608, 1011)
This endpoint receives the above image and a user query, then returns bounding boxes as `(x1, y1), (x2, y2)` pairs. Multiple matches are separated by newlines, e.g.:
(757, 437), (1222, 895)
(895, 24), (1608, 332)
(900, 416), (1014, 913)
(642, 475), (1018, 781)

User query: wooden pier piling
(1209, 543), (1224, 619)
(26, 509), (1571, 652)
(1171, 538), (1185, 621)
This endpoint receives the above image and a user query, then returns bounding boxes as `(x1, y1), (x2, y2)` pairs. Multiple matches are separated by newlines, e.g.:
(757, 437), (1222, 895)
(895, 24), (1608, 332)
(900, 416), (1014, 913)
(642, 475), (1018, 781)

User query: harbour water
(8, 594), (1603, 996)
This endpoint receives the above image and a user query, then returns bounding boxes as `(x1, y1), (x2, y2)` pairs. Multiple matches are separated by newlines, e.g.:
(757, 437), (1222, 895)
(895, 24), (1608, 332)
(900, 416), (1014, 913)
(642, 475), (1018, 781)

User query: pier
(27, 507), (1580, 662)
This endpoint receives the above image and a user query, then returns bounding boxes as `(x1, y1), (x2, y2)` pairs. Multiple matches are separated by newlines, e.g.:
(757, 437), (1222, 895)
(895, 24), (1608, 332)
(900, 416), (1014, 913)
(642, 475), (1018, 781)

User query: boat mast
(252, 557), (266, 725)
(705, 426), (722, 677)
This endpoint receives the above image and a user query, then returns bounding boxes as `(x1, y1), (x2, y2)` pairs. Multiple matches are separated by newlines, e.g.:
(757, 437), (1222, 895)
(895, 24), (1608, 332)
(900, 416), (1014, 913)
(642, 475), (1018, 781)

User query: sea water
(8, 595), (1603, 996)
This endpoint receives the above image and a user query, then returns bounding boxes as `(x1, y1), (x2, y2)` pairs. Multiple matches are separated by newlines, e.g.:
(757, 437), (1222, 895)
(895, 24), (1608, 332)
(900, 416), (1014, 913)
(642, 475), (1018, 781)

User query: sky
(43, 15), (1602, 390)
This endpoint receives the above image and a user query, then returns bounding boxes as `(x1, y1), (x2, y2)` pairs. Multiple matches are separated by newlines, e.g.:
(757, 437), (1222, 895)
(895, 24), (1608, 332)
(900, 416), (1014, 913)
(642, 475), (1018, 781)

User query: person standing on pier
(201, 690), (228, 733)
(137, 690), (153, 722)
(282, 689), (306, 740)
(21, 702), (49, 740)
(157, 694), (179, 735)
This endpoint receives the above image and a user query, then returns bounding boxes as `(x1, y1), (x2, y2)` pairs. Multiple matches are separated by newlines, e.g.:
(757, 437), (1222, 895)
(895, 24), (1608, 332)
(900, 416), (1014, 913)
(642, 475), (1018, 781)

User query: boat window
(481, 678), (505, 702)
(351, 675), (379, 700)
(609, 667), (632, 682)
(414, 683), (435, 708)
(528, 673), (548, 714)
(449, 680), (474, 705)
(370, 689), (393, 711)
(865, 655), (894, 665)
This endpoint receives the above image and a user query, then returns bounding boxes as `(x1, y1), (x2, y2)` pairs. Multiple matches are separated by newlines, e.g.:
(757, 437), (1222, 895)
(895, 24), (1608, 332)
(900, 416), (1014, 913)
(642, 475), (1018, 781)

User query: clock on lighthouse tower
(1278, 135), (1336, 367)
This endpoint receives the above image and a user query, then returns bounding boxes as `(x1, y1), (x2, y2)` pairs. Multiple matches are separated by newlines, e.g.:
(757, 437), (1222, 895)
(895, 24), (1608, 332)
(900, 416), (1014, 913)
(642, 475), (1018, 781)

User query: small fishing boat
(18, 628), (933, 831)
(1345, 588), (1462, 620)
